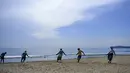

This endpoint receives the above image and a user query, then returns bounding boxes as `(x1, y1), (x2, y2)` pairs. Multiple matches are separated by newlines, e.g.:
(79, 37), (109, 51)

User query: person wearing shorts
(107, 47), (116, 63)
(21, 51), (29, 63)
(56, 48), (66, 63)
(76, 48), (85, 63)
(0, 52), (7, 63)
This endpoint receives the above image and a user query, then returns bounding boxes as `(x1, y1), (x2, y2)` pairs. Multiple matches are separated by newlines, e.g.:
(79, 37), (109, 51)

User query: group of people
(0, 51), (29, 63)
(56, 48), (86, 63)
(56, 47), (116, 63)
(0, 48), (116, 64)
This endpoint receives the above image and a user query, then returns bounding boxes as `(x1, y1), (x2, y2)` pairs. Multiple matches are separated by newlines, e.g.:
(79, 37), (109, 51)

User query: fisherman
(21, 51), (29, 63)
(76, 48), (85, 63)
(107, 47), (116, 63)
(56, 48), (66, 63)
(0, 52), (7, 63)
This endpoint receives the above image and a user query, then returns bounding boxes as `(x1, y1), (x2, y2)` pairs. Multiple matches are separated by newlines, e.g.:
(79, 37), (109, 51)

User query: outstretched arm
(82, 51), (86, 55)
(76, 52), (78, 55)
(107, 51), (110, 55)
(63, 51), (66, 55)
(26, 53), (29, 57)
(113, 50), (116, 55)
(56, 52), (59, 55)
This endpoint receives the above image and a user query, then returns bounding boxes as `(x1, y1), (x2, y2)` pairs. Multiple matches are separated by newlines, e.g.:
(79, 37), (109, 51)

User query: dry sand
(0, 56), (130, 73)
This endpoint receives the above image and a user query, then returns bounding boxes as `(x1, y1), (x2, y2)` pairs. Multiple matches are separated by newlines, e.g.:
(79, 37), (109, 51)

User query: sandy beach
(0, 56), (130, 73)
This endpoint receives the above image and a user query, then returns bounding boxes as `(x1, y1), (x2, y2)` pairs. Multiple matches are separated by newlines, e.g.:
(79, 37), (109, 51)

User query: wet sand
(0, 56), (130, 73)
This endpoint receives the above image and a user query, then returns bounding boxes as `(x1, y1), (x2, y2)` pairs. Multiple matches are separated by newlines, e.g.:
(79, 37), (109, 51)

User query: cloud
(0, 0), (122, 39)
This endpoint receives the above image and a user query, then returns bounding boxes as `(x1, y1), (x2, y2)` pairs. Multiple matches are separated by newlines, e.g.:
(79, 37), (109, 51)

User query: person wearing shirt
(76, 48), (85, 63)
(107, 47), (116, 63)
(21, 51), (29, 63)
(56, 48), (66, 63)
(0, 52), (7, 63)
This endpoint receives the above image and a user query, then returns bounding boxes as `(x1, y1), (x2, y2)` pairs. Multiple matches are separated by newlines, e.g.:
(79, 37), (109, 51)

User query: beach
(0, 56), (130, 73)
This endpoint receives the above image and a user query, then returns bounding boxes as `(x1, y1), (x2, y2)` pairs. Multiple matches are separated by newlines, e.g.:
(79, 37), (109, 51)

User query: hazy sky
(0, 0), (130, 55)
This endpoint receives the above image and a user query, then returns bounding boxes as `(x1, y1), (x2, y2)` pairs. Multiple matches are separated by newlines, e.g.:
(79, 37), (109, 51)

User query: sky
(0, 0), (130, 55)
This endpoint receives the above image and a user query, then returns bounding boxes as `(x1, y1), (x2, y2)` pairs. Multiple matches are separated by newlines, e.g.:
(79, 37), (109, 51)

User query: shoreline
(2, 54), (130, 64)
(0, 56), (130, 73)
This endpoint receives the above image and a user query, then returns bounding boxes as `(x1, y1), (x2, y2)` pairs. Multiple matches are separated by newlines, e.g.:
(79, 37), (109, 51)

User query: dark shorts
(1, 57), (4, 59)
(21, 57), (26, 60)
(57, 55), (62, 60)
(108, 54), (113, 61)
(77, 55), (82, 60)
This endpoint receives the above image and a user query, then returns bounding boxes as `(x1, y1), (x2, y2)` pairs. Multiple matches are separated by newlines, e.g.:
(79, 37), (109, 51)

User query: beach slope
(0, 56), (130, 73)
